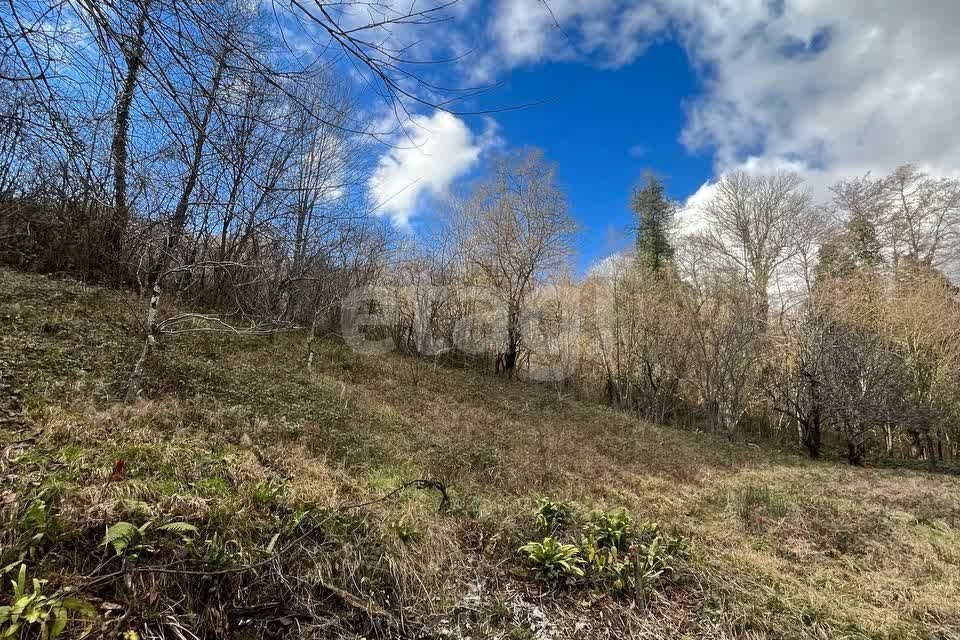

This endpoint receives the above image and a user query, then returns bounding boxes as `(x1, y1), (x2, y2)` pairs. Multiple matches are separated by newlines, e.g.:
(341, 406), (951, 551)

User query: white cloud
(482, 1), (960, 195)
(489, 0), (666, 68)
(676, 181), (716, 235)
(670, 0), (960, 182)
(654, 0), (957, 240)
(368, 112), (499, 227)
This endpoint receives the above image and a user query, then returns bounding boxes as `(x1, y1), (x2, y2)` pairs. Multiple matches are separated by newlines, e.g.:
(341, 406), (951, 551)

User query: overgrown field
(1, 268), (958, 639)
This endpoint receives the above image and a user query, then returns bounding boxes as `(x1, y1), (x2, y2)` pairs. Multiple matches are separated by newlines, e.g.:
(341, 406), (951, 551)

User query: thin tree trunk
(151, 53), (225, 282)
(125, 280), (160, 403)
(907, 429), (924, 459)
(107, 0), (152, 268)
(503, 301), (521, 377)
(306, 308), (319, 369)
(923, 430), (937, 470)
(126, 48), (226, 401)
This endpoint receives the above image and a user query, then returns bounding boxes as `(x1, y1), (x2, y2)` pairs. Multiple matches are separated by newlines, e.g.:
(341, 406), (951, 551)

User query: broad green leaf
(11, 593), (34, 623)
(50, 607), (67, 639)
(61, 597), (96, 618)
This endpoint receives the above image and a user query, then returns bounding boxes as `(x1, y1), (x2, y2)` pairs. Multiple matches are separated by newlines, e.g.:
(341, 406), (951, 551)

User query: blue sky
(340, 0), (960, 273)
(466, 43), (712, 270)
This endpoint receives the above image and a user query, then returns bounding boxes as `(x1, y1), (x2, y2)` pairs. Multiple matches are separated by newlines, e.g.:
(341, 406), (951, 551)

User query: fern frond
(103, 521), (142, 556)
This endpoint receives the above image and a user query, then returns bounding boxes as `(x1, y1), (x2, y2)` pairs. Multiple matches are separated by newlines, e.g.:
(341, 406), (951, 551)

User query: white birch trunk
(125, 281), (160, 403)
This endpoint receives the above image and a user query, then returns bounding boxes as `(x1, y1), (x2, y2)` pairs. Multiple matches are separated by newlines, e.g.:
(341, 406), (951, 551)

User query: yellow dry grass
(1, 268), (958, 639)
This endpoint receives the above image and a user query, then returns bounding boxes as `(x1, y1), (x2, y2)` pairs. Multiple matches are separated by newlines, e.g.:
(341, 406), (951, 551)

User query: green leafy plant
(157, 521), (198, 535)
(650, 526), (690, 560)
(622, 533), (688, 606)
(103, 521), (152, 558)
(20, 498), (49, 537)
(16, 497), (56, 559)
(583, 508), (633, 549)
(187, 532), (242, 569)
(103, 520), (197, 559)
(250, 479), (283, 509)
(581, 536), (620, 574)
(533, 497), (576, 533)
(519, 537), (584, 582)
(605, 533), (690, 601)
(579, 515), (691, 601)
(632, 537), (673, 588)
(631, 520), (687, 553)
(0, 564), (95, 639)
(158, 521), (198, 544)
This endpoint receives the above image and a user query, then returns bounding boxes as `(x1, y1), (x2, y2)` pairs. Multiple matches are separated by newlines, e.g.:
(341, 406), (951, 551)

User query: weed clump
(0, 564), (95, 639)
(583, 508), (633, 549)
(518, 503), (691, 605)
(519, 537), (585, 582)
(533, 496), (576, 534)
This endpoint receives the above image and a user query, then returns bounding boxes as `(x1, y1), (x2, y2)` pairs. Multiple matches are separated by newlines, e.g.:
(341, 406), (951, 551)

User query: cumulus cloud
(675, 181), (716, 235)
(489, 0), (666, 68)
(354, 1), (960, 233)
(368, 112), (499, 227)
(484, 1), (960, 193)
(672, 1), (960, 180)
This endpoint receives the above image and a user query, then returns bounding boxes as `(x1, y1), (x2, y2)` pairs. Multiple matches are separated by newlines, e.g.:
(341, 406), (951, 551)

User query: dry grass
(1, 268), (959, 639)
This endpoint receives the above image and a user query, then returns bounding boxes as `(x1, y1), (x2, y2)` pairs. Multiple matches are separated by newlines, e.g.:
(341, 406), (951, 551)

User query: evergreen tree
(815, 211), (883, 284)
(632, 174), (675, 273)
(846, 211), (883, 268)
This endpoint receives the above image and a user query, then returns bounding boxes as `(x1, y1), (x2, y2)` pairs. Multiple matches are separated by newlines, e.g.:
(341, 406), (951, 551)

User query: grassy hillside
(1, 268), (958, 639)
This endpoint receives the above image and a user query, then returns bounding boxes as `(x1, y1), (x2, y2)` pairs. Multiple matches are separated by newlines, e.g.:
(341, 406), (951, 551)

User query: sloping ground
(0, 267), (958, 639)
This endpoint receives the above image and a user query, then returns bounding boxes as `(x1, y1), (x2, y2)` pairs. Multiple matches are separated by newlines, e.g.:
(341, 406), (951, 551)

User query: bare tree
(883, 165), (960, 271)
(124, 18), (240, 402)
(457, 149), (578, 375)
(886, 268), (960, 464)
(104, 0), (152, 260)
(581, 254), (633, 407)
(684, 276), (763, 436)
(696, 171), (814, 321)
(765, 300), (834, 458)
(528, 272), (581, 395)
(815, 273), (903, 464)
(580, 257), (692, 419)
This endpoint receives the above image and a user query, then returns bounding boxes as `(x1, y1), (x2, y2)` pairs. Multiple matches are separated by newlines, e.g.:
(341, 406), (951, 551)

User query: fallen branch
(155, 313), (298, 336)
